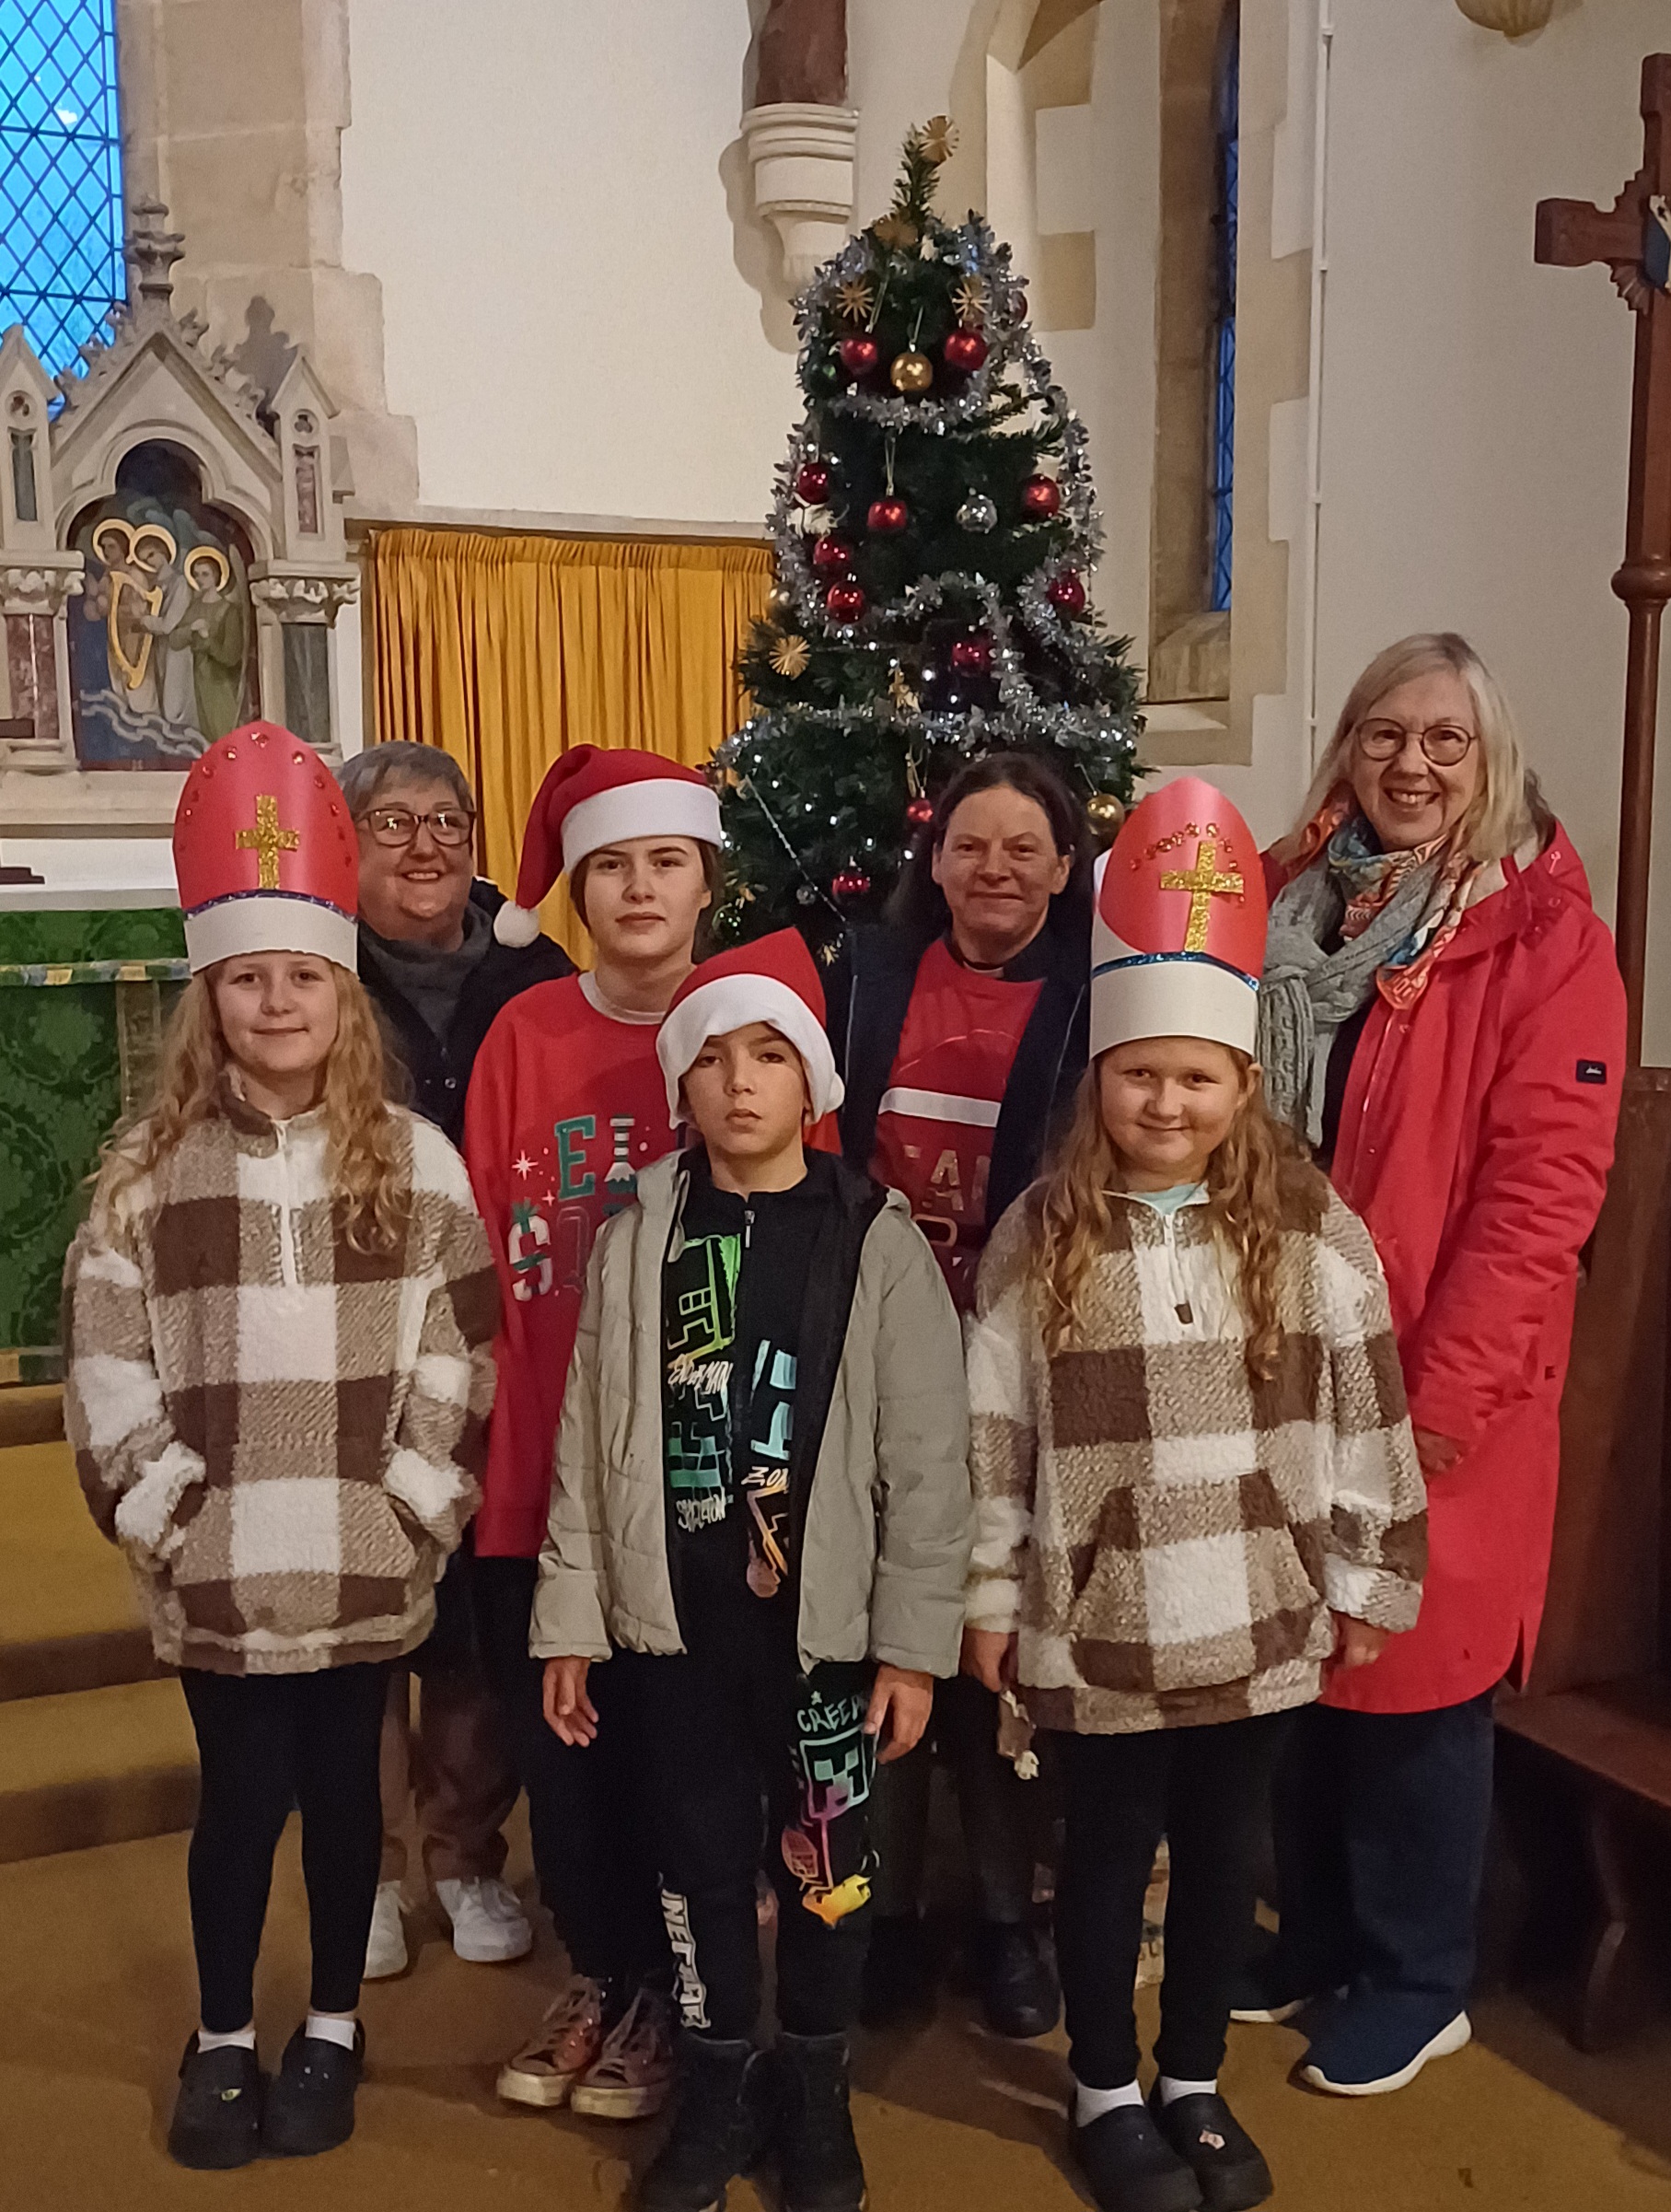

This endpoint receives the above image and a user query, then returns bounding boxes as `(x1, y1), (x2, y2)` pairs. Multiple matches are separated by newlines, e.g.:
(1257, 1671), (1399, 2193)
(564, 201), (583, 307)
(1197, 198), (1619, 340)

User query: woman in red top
(464, 746), (723, 2124)
(830, 751), (1093, 2041)
(1234, 634), (1624, 2097)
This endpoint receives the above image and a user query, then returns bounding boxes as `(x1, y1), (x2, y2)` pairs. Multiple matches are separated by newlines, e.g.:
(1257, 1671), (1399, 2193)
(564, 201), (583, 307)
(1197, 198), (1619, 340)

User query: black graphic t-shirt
(662, 1149), (832, 1642)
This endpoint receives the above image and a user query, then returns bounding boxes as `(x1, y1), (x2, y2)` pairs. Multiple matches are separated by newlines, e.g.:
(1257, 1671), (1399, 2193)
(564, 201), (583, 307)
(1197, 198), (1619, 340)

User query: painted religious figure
(69, 442), (255, 768)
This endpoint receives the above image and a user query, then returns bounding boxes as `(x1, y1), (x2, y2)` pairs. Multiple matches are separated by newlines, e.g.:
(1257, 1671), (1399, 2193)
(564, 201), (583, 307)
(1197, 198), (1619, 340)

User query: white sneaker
(364, 1880), (408, 1979)
(435, 1876), (533, 1964)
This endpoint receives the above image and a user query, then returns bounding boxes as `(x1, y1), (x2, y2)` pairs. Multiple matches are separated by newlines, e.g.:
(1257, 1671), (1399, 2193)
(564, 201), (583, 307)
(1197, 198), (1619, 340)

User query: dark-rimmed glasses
(1354, 719), (1477, 768)
(360, 805), (476, 849)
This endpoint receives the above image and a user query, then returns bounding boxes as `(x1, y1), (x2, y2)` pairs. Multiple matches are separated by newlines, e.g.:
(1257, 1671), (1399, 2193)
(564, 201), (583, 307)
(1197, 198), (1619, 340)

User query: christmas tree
(714, 117), (1143, 953)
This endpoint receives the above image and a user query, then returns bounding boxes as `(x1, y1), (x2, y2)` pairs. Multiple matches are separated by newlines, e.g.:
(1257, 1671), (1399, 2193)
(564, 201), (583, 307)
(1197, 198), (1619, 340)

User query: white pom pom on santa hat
(498, 744), (723, 947)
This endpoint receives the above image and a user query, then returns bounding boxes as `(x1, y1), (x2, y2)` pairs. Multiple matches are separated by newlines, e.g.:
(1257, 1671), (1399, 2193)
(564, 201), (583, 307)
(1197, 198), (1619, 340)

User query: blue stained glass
(0, 0), (124, 377)
(1208, 17), (1238, 614)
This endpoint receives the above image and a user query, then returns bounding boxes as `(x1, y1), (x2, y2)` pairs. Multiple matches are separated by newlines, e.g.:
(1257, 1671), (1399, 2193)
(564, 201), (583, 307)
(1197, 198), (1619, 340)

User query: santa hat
(495, 744), (723, 947)
(173, 722), (359, 974)
(656, 929), (843, 1124)
(1090, 775), (1268, 1057)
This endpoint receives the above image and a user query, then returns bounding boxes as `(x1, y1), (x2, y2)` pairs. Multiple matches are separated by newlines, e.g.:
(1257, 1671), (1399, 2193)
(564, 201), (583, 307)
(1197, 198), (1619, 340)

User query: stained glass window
(1, 0), (124, 377)
(1208, 14), (1238, 614)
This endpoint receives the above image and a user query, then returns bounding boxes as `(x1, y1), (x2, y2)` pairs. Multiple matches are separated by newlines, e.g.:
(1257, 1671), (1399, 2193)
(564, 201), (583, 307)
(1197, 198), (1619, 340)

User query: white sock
(304, 2012), (359, 2051)
(197, 2024), (256, 2055)
(1157, 2075), (1217, 2105)
(1074, 2078), (1144, 2124)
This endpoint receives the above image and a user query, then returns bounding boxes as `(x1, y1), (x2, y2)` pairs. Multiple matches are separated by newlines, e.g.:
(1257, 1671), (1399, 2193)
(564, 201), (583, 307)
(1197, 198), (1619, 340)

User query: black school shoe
(1071, 2104), (1203, 2212)
(1149, 2088), (1273, 2212)
(639, 2032), (768, 2212)
(773, 2030), (866, 2212)
(974, 1919), (1061, 2040)
(167, 2035), (263, 2169)
(261, 2022), (365, 2157)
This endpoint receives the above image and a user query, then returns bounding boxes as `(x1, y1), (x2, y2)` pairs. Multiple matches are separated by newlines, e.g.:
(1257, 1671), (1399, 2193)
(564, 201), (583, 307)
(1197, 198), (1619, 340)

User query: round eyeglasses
(1354, 719), (1477, 768)
(361, 805), (476, 849)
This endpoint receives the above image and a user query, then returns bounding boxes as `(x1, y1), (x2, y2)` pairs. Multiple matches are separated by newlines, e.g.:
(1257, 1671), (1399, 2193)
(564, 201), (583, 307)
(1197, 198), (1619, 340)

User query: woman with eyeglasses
(1230, 633), (1624, 2098)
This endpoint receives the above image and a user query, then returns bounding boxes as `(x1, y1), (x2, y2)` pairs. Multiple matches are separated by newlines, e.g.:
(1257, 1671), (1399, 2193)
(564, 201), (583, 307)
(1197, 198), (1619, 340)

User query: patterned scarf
(1259, 787), (1480, 1144)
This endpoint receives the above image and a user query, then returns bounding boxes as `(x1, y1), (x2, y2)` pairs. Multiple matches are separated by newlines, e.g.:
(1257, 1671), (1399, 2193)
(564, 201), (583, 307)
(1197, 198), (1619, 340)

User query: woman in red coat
(1235, 633), (1624, 2096)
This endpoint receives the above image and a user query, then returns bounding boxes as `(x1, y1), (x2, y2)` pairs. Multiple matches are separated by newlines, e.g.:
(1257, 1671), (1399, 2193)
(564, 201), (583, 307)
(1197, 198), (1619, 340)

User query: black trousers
(472, 1554), (669, 1990)
(180, 1661), (393, 2032)
(1267, 1692), (1495, 2010)
(868, 1673), (1043, 1923)
(1053, 1712), (1294, 2089)
(623, 1631), (875, 2041)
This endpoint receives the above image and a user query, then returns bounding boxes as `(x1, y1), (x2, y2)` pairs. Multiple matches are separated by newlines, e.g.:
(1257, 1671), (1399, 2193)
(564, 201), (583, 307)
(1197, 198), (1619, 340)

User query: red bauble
(867, 495), (910, 535)
(825, 581), (866, 621)
(943, 328), (989, 374)
(810, 532), (854, 576)
(795, 460), (831, 505)
(1047, 569), (1087, 615)
(839, 334), (880, 378)
(906, 796), (934, 827)
(950, 634), (992, 672)
(1021, 474), (1062, 519)
(831, 868), (872, 900)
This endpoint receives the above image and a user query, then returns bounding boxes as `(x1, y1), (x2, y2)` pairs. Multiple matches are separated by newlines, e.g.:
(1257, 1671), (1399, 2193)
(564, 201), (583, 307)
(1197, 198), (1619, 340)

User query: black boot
(640, 2032), (765, 2212)
(975, 1918), (1061, 2039)
(167, 2035), (263, 2170)
(1150, 2088), (1272, 2212)
(773, 2031), (866, 2212)
(859, 1913), (934, 2029)
(261, 2023), (365, 2157)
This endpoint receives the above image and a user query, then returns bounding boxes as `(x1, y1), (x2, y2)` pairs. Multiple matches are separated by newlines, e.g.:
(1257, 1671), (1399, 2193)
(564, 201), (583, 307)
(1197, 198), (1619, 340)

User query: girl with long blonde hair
(962, 779), (1426, 2212)
(64, 728), (497, 2172)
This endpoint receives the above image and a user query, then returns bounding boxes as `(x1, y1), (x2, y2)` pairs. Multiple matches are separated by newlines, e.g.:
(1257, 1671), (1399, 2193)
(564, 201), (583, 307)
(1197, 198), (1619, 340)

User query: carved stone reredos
(52, 200), (272, 442)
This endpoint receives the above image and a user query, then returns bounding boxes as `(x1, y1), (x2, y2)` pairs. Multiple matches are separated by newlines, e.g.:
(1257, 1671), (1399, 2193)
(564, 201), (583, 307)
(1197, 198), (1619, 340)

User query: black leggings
(1053, 1712), (1293, 2088)
(180, 1662), (392, 2032)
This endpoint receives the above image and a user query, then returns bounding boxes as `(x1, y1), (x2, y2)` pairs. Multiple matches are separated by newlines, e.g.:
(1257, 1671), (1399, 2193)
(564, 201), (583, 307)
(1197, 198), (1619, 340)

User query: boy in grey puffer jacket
(532, 932), (971, 2212)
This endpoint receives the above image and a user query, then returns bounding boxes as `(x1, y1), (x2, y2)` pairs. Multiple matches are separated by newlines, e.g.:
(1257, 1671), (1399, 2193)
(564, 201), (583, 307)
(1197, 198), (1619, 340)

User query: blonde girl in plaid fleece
(63, 729), (497, 2173)
(961, 779), (1425, 2212)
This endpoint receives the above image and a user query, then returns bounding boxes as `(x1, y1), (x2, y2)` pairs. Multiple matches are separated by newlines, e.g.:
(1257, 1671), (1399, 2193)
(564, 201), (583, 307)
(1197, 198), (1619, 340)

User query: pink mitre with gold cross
(1090, 774), (1268, 1058)
(172, 721), (360, 973)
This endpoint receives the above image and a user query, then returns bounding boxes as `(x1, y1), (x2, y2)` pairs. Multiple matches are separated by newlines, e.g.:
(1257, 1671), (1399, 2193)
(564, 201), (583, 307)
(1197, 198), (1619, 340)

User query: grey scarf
(1257, 854), (1441, 1146)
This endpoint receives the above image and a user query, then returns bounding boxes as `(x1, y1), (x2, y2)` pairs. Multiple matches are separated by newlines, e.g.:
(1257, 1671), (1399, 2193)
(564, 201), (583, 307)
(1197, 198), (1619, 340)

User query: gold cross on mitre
(1160, 828), (1243, 952)
(235, 793), (300, 890)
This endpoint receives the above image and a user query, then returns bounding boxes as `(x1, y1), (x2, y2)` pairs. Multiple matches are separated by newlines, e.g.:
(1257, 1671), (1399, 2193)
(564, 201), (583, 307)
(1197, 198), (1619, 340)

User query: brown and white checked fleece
(964, 1170), (1426, 1734)
(63, 1090), (498, 1677)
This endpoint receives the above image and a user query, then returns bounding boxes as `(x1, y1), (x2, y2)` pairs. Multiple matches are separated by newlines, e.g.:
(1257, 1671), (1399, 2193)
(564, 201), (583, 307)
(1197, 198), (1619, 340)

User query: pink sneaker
(569, 1986), (676, 2121)
(496, 1977), (606, 2110)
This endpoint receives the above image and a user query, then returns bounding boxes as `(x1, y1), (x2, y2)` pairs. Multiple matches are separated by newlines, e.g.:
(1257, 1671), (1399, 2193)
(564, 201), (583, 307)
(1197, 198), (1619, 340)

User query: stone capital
(248, 565), (360, 623)
(1, 554), (86, 618)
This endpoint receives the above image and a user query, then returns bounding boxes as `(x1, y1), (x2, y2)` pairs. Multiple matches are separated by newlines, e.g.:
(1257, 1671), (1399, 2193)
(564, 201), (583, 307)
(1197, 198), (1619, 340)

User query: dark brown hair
(885, 751), (1094, 943)
(570, 838), (725, 954)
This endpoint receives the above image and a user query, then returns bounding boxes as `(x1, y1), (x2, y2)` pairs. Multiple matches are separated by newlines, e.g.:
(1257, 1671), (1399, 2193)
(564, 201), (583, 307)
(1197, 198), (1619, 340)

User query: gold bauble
(1085, 791), (1126, 834)
(889, 349), (934, 395)
(768, 582), (794, 612)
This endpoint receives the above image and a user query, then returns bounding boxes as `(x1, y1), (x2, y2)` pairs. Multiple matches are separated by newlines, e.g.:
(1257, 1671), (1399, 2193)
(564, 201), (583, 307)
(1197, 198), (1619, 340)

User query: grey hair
(1293, 632), (1547, 867)
(335, 741), (476, 821)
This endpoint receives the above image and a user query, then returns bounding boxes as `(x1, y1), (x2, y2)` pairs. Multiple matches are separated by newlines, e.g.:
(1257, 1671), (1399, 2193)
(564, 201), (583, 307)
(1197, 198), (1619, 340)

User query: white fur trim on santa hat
(656, 973), (844, 1124)
(183, 893), (359, 975)
(560, 779), (722, 874)
(1089, 954), (1259, 1060)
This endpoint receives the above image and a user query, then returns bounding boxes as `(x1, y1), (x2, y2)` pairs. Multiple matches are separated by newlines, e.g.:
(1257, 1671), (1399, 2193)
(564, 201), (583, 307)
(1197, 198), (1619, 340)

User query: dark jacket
(826, 908), (1090, 1236)
(358, 880), (574, 1146)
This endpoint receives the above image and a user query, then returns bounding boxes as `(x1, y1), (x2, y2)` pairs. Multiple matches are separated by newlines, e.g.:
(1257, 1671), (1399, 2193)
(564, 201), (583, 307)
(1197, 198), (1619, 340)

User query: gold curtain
(368, 527), (773, 960)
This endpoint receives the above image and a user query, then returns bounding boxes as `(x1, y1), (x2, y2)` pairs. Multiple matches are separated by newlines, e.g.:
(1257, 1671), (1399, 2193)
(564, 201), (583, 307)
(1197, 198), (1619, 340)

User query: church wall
(1314, 0), (1671, 1054)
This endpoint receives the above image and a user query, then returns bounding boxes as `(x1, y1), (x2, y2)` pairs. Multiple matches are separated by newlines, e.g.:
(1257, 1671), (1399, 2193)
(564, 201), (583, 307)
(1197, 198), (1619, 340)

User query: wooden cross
(1536, 54), (1671, 1065)
(235, 793), (299, 890)
(1161, 830), (1244, 952)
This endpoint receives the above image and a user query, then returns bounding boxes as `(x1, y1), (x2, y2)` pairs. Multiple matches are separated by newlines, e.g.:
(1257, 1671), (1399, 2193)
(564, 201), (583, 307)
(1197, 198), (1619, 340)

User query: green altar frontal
(0, 906), (189, 1383)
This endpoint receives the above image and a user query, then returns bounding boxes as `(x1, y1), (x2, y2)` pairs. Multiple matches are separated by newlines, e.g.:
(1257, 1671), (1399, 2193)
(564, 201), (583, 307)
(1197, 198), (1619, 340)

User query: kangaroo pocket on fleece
(168, 1473), (425, 1645)
(1065, 1462), (1330, 1695)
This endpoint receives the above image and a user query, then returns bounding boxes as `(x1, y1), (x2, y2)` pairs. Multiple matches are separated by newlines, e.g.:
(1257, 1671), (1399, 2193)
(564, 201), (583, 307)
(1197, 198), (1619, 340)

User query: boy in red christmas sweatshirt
(463, 745), (723, 2121)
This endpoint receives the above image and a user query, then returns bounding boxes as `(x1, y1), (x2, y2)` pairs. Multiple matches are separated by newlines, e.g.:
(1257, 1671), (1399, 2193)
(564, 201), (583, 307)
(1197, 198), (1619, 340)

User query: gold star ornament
(888, 667), (921, 714)
(952, 275), (987, 329)
(873, 213), (919, 251)
(918, 116), (958, 165)
(769, 634), (811, 680)
(836, 278), (876, 324)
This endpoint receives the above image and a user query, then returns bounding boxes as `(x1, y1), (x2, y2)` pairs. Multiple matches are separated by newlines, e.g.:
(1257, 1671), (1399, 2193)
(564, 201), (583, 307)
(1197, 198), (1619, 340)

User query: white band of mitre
(559, 780), (723, 873)
(183, 893), (359, 975)
(656, 973), (844, 1123)
(1089, 956), (1260, 1059)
